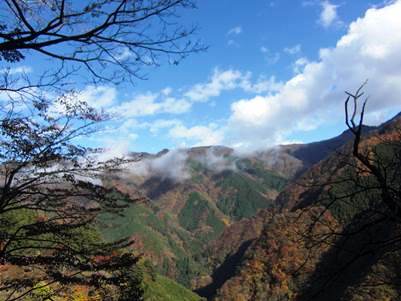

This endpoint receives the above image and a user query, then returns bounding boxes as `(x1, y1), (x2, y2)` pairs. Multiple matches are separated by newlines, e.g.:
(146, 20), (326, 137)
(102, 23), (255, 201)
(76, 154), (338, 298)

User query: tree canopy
(0, 1), (203, 299)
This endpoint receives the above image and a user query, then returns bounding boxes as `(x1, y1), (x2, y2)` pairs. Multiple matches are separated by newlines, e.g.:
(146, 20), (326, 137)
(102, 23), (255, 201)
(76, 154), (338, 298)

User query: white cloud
(293, 57), (310, 74)
(96, 68), (283, 124)
(145, 119), (182, 135)
(127, 146), (237, 182)
(227, 26), (243, 35)
(111, 93), (191, 117)
(239, 74), (283, 94)
(162, 97), (192, 114)
(87, 118), (139, 155)
(224, 1), (401, 151)
(85, 68), (284, 150)
(79, 85), (117, 109)
(320, 0), (339, 28)
(137, 118), (225, 148)
(284, 44), (302, 55)
(103, 68), (276, 121)
(191, 146), (237, 173)
(115, 47), (132, 61)
(112, 93), (160, 117)
(168, 123), (224, 146)
(0, 66), (36, 104)
(161, 87), (173, 96)
(369, 0), (396, 9)
(81, 1), (401, 154)
(260, 46), (280, 64)
(0, 66), (32, 75)
(227, 26), (242, 46)
(50, 85), (116, 114)
(227, 39), (239, 47)
(183, 68), (282, 103)
(38, 85), (117, 118)
(129, 149), (190, 182)
(95, 138), (131, 161)
(184, 69), (242, 102)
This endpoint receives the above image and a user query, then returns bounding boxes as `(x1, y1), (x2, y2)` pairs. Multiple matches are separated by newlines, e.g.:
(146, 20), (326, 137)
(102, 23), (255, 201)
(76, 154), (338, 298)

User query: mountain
(0, 209), (204, 301)
(95, 120), (371, 290)
(98, 121), (378, 289)
(289, 125), (375, 167)
(4, 112), (397, 300)
(100, 146), (289, 287)
(201, 113), (401, 300)
(210, 208), (338, 300)
(278, 113), (400, 212)
(94, 112), (401, 300)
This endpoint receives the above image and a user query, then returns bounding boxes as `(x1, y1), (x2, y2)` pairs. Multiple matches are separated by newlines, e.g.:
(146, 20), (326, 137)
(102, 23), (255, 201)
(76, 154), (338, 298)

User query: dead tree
(297, 84), (401, 300)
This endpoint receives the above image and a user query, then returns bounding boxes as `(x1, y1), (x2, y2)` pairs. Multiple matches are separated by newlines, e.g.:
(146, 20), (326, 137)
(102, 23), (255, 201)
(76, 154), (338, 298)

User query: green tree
(0, 1), (203, 299)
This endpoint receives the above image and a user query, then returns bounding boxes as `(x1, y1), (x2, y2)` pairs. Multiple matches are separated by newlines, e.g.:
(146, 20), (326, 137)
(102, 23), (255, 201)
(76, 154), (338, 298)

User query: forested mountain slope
(95, 119), (380, 295)
(100, 146), (288, 287)
(202, 113), (401, 300)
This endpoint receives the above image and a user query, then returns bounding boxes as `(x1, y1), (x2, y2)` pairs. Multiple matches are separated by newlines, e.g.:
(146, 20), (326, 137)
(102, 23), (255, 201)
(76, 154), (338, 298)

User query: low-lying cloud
(126, 147), (238, 182)
(128, 149), (190, 182)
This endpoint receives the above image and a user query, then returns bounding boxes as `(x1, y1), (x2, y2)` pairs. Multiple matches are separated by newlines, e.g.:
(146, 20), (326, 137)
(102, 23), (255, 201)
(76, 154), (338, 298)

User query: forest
(1, 1), (401, 300)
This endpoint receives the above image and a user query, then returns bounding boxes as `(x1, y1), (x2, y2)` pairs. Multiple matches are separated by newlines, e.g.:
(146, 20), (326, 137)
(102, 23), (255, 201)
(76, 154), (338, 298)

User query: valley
(95, 114), (400, 300)
(2, 1), (401, 300)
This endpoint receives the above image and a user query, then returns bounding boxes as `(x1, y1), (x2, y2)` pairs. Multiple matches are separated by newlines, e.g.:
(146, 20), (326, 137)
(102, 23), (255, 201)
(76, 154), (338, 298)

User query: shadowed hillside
(201, 112), (401, 300)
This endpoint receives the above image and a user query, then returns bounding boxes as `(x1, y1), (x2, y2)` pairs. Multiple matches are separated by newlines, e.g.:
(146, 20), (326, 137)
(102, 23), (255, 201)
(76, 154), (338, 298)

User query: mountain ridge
(200, 112), (401, 300)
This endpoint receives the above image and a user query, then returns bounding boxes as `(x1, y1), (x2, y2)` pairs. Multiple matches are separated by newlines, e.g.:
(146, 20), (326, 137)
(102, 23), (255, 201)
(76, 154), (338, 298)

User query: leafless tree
(0, 1), (204, 299)
(296, 84), (401, 300)
(0, 0), (204, 81)
(0, 0), (205, 106)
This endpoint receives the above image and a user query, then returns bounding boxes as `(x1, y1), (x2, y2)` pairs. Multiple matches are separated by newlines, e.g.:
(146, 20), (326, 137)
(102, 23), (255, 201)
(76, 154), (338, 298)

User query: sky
(8, 0), (401, 155)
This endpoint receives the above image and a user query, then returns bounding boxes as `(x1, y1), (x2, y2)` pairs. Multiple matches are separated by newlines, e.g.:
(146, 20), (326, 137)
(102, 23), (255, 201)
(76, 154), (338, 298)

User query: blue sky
(10, 0), (401, 155)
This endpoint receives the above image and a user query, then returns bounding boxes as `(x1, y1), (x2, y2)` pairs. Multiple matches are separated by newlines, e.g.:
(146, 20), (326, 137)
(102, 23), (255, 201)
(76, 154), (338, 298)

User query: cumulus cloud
(83, 2), (401, 154)
(183, 68), (281, 102)
(168, 123), (224, 146)
(224, 1), (401, 151)
(80, 85), (117, 109)
(101, 68), (277, 121)
(144, 119), (182, 135)
(161, 87), (173, 96)
(240, 74), (283, 94)
(293, 57), (310, 74)
(320, 0), (339, 28)
(77, 68), (284, 152)
(111, 93), (191, 117)
(184, 69), (243, 102)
